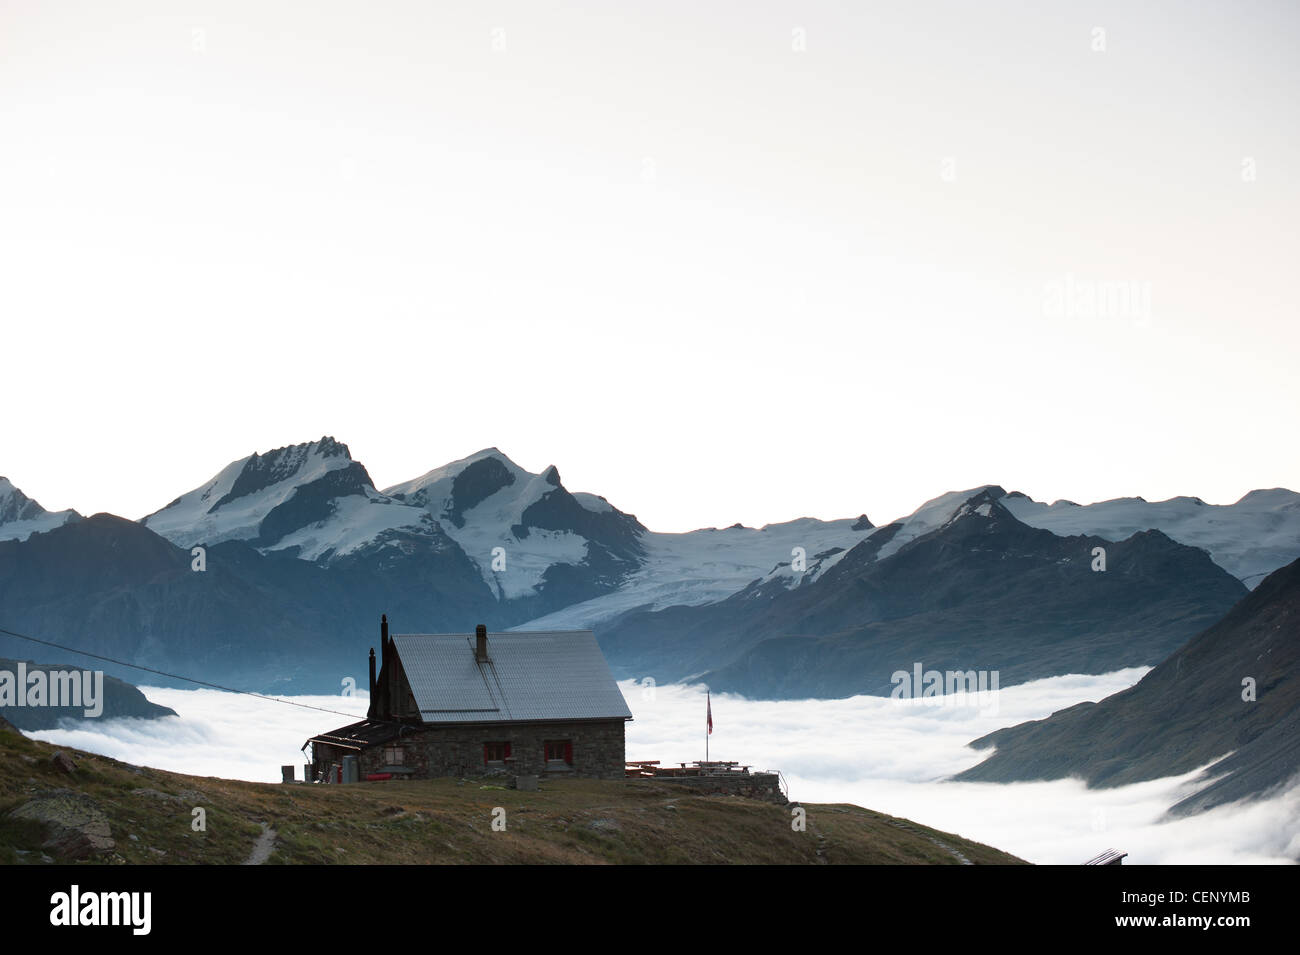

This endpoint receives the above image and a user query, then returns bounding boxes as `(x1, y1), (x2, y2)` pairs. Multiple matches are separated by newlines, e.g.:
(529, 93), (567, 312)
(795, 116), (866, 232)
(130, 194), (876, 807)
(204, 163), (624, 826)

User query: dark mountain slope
(0, 515), (350, 690)
(0, 657), (177, 730)
(0, 514), (501, 693)
(956, 557), (1300, 814)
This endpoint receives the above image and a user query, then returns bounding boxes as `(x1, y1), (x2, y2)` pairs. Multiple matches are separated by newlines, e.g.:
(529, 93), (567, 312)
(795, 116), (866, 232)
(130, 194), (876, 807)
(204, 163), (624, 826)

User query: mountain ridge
(2, 439), (1297, 699)
(597, 490), (1250, 698)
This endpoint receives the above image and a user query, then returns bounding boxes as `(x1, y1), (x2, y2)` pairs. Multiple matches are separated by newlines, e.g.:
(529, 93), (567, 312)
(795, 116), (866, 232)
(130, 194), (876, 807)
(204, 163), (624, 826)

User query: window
(544, 740), (573, 764)
(483, 741), (511, 763)
(383, 746), (404, 766)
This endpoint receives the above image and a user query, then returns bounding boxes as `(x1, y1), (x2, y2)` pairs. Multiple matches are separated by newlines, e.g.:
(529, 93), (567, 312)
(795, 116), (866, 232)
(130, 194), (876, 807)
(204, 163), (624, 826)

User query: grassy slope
(0, 724), (1025, 865)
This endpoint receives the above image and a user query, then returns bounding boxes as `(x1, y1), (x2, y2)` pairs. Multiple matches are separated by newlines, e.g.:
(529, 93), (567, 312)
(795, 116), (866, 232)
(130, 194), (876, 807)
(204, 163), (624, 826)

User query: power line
(0, 624), (376, 724)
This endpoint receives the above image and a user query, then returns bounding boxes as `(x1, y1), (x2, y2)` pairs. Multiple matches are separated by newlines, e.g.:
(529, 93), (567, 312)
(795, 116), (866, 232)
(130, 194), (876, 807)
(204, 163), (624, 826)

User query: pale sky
(2, 1), (1297, 532)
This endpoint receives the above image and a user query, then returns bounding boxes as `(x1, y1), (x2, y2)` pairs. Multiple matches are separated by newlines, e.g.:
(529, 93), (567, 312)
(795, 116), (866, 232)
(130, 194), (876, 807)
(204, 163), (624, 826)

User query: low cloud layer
(27, 670), (1299, 865)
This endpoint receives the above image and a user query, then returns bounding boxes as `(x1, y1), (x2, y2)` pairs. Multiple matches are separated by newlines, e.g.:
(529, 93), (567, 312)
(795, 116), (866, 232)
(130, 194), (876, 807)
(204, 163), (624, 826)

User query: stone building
(305, 617), (632, 782)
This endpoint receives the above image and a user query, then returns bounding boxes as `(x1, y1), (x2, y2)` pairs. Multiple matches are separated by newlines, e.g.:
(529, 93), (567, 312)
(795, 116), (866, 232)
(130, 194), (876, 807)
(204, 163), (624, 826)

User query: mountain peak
(1234, 488), (1300, 508)
(939, 488), (1015, 530)
(0, 477), (82, 541)
(871, 485), (1006, 561)
(966, 486), (1008, 507)
(315, 435), (352, 459)
(208, 437), (358, 514)
(142, 436), (374, 548)
(0, 477), (42, 523)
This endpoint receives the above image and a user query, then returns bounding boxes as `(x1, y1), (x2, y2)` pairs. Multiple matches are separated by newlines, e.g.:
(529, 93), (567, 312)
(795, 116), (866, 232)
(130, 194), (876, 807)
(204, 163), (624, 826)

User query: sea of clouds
(26, 669), (1299, 865)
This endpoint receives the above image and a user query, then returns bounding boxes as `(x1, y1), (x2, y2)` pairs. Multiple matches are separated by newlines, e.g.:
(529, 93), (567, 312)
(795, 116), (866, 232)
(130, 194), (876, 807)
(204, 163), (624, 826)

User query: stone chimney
(475, 623), (489, 663)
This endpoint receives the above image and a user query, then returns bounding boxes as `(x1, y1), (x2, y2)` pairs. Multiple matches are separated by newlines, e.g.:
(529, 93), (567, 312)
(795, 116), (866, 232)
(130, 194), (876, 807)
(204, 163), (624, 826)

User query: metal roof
(390, 630), (633, 724)
(305, 719), (403, 751)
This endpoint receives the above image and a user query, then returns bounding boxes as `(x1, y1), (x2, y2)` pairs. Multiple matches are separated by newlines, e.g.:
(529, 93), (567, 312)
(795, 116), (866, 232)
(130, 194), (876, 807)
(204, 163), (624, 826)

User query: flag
(707, 691), (713, 735)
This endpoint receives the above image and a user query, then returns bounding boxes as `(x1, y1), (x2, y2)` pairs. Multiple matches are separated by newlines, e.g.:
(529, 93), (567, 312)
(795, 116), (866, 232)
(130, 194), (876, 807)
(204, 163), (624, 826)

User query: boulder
(50, 751), (78, 775)
(9, 789), (115, 859)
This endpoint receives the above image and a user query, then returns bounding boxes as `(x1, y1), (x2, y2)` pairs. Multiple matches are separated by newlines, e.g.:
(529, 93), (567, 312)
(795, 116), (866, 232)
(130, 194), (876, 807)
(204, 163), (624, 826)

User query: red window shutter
(483, 743), (489, 764)
(564, 741), (573, 764)
(504, 742), (512, 759)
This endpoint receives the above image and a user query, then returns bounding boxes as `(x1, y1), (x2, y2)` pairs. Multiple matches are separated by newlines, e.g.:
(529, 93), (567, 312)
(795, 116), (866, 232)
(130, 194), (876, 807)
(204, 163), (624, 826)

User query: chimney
(475, 624), (488, 663)
(372, 614), (388, 720)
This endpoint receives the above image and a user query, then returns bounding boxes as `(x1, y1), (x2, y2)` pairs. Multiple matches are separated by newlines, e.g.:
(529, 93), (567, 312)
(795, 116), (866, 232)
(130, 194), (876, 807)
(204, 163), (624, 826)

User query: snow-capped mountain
(142, 436), (420, 556)
(384, 448), (646, 600)
(4, 439), (1298, 697)
(586, 481), (1300, 694)
(139, 437), (882, 625)
(728, 483), (1300, 595)
(519, 515), (875, 631)
(999, 488), (1300, 588)
(598, 488), (1250, 697)
(142, 438), (649, 613)
(0, 477), (81, 542)
(139, 439), (1300, 628)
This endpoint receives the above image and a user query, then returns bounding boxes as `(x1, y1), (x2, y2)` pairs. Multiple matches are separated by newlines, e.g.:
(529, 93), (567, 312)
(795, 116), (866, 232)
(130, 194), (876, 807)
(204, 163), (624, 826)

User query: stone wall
(634, 772), (787, 804)
(312, 718), (626, 782)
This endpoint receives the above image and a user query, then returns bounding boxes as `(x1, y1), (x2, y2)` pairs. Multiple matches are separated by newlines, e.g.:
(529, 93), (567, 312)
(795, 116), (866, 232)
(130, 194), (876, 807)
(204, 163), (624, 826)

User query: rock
(513, 774), (539, 792)
(9, 789), (115, 859)
(50, 751), (78, 775)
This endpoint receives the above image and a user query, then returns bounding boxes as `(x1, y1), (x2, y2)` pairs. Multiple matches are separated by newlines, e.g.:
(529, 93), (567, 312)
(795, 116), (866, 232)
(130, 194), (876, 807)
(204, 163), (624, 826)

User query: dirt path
(243, 822), (277, 865)
(883, 818), (972, 864)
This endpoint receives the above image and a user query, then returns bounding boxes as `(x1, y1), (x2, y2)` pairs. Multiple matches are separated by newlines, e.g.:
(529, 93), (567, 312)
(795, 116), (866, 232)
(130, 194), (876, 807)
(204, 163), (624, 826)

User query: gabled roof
(391, 630), (632, 724)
